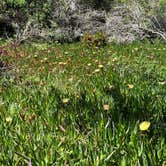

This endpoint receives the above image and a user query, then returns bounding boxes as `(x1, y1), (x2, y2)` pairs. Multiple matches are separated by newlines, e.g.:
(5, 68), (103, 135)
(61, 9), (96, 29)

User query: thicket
(0, 0), (166, 43)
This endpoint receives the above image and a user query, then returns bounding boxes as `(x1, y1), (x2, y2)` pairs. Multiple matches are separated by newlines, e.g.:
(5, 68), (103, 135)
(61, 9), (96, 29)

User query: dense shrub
(0, 0), (165, 42)
(0, 18), (15, 38)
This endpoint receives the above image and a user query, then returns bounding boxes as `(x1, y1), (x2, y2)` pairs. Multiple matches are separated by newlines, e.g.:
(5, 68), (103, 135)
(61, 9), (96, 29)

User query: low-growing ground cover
(0, 40), (166, 165)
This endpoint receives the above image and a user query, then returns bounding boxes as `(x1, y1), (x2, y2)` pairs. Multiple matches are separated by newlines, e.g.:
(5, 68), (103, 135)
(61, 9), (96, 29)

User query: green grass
(0, 40), (166, 165)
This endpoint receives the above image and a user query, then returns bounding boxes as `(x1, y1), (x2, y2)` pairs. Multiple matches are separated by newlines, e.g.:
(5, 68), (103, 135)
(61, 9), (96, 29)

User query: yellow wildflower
(6, 116), (12, 123)
(139, 121), (151, 131)
(127, 84), (134, 89)
(62, 98), (70, 104)
(98, 64), (103, 68)
(103, 104), (110, 111)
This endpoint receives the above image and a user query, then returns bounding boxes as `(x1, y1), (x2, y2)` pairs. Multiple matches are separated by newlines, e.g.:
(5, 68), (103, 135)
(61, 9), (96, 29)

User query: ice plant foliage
(0, 41), (165, 165)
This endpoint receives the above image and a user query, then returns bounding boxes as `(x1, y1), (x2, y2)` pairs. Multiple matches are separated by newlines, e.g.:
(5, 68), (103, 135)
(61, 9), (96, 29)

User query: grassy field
(0, 40), (166, 165)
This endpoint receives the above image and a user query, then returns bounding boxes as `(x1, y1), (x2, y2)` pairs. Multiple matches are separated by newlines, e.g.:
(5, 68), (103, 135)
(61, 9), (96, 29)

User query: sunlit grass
(0, 40), (166, 165)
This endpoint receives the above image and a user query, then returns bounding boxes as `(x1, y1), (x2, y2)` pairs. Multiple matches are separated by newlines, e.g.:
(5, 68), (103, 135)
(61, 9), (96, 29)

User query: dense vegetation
(0, 0), (166, 42)
(0, 40), (165, 165)
(0, 0), (166, 165)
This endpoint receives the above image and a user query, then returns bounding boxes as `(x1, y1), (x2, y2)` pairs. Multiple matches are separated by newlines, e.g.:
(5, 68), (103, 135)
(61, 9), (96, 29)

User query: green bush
(6, 0), (26, 6)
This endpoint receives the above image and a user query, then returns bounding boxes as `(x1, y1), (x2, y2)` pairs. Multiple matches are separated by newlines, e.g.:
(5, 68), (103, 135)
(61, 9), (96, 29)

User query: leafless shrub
(105, 0), (166, 43)
(6, 0), (165, 43)
(14, 19), (49, 43)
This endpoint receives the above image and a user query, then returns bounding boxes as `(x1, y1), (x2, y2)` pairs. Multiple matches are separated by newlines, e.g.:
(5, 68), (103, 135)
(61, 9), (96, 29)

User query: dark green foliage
(0, 18), (15, 38)
(0, 0), (51, 28)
